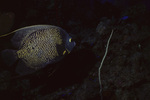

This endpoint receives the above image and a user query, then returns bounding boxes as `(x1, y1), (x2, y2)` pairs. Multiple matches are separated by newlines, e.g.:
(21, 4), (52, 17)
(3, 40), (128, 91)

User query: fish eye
(69, 38), (72, 42)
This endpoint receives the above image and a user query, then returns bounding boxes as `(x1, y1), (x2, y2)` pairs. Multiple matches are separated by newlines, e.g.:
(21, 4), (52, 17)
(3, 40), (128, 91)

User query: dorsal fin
(10, 25), (55, 49)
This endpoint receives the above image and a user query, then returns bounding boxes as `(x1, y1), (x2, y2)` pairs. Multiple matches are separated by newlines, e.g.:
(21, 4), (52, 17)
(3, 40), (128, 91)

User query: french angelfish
(1, 25), (76, 75)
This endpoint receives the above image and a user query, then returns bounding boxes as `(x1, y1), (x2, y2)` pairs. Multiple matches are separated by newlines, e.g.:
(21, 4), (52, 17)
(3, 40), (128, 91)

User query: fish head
(65, 34), (76, 54)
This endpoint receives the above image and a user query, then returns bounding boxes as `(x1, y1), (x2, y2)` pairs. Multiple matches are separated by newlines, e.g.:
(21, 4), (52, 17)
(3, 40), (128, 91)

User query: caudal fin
(1, 49), (18, 67)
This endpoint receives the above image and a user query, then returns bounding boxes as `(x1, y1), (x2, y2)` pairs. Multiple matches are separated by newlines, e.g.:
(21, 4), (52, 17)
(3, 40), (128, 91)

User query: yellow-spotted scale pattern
(1, 25), (76, 75)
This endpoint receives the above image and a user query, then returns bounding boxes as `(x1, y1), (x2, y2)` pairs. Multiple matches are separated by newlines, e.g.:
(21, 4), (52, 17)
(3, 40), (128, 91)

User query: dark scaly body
(17, 28), (63, 69)
(1, 25), (76, 75)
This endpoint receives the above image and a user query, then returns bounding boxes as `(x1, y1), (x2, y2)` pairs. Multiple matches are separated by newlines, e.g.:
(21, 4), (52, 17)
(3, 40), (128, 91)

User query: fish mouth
(73, 41), (76, 46)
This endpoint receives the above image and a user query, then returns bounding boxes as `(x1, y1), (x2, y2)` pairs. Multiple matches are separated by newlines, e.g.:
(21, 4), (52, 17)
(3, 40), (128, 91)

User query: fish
(1, 25), (76, 75)
(120, 16), (129, 20)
